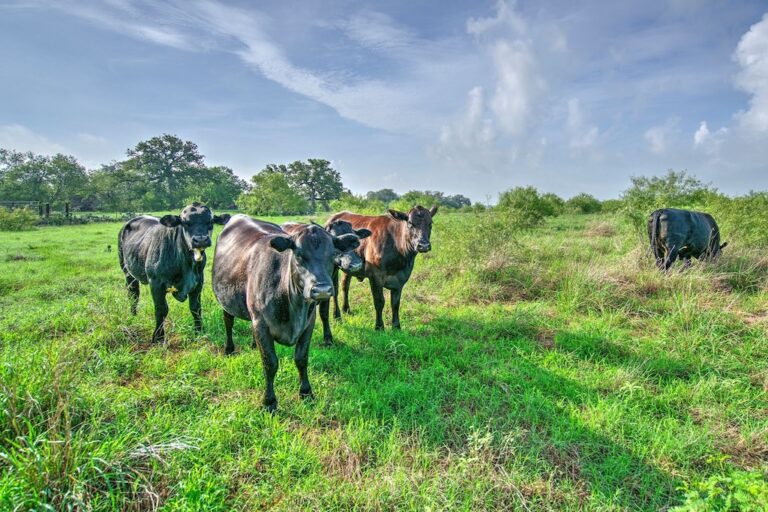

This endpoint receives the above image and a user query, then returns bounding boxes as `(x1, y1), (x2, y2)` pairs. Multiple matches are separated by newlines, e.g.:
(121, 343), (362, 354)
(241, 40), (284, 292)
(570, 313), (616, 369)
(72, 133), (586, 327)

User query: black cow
(212, 215), (360, 411)
(282, 220), (371, 346)
(118, 203), (230, 342)
(648, 208), (728, 270)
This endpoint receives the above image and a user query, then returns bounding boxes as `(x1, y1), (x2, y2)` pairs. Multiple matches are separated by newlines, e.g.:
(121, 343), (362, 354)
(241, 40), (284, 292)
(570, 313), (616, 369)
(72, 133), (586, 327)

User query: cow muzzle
(309, 284), (334, 301)
(417, 242), (432, 253)
(191, 235), (212, 248)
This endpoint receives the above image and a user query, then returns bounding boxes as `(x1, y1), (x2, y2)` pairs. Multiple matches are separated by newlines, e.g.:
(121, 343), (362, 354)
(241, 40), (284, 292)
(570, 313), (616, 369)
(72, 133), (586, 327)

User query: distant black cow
(212, 215), (360, 411)
(648, 208), (727, 270)
(282, 220), (371, 346)
(325, 205), (437, 331)
(118, 203), (230, 342)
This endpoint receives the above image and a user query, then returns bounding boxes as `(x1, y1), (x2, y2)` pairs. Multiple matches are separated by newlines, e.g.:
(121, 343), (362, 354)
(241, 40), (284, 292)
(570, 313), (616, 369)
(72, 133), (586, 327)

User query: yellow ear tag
(167, 286), (178, 294)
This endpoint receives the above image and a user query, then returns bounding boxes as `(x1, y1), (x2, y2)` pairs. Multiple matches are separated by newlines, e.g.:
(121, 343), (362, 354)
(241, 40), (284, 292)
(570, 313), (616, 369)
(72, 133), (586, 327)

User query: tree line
(1, 133), (614, 219)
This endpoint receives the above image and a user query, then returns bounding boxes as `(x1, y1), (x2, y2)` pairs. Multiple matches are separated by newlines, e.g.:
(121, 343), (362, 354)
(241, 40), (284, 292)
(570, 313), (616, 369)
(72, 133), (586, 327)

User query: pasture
(1, 212), (767, 510)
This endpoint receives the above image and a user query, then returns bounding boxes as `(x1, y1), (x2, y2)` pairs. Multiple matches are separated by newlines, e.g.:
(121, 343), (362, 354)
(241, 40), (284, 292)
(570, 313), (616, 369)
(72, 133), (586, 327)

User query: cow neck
(393, 218), (417, 259)
(282, 251), (304, 306)
(171, 225), (195, 268)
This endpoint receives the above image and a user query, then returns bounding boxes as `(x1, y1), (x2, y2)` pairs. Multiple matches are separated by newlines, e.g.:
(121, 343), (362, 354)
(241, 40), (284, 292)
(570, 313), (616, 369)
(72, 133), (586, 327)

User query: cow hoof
(333, 313), (342, 320)
(375, 324), (385, 331)
(225, 347), (235, 356)
(392, 324), (401, 330)
(322, 337), (334, 347)
(263, 399), (278, 413)
(300, 391), (315, 401)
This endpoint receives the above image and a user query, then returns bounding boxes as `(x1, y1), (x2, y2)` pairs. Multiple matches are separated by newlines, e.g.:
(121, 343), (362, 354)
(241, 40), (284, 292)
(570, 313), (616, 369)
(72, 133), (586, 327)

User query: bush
(0, 207), (37, 231)
(329, 193), (386, 215)
(600, 198), (624, 213)
(621, 170), (716, 227)
(496, 186), (557, 228)
(541, 193), (565, 216)
(672, 470), (768, 511)
(566, 193), (602, 214)
(706, 192), (768, 246)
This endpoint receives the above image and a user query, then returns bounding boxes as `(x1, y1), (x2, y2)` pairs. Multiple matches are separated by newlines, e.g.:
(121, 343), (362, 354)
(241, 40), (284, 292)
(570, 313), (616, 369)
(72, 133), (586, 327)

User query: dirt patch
(536, 328), (557, 350)
(584, 222), (617, 237)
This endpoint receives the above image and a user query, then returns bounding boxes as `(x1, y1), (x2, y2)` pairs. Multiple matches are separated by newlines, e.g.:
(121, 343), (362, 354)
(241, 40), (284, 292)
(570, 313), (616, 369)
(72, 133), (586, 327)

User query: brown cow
(325, 205), (438, 331)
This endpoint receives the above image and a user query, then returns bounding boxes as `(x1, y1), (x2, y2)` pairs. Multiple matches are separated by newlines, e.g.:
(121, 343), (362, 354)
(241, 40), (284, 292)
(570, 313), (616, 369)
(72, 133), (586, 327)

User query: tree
(185, 166), (247, 209)
(125, 134), (205, 209)
(0, 149), (88, 206)
(366, 188), (400, 204)
(239, 169), (309, 216)
(540, 193), (565, 216)
(89, 162), (150, 212)
(282, 159), (344, 211)
(330, 192), (386, 215)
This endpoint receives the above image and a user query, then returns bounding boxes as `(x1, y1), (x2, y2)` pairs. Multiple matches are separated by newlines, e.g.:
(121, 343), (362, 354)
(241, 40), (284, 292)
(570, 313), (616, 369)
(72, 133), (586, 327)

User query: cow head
(325, 219), (371, 273)
(269, 224), (360, 302)
(160, 203), (231, 262)
(388, 205), (438, 253)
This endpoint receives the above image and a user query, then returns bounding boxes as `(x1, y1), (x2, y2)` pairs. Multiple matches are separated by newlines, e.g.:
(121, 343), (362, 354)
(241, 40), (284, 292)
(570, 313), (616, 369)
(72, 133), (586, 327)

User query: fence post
(45, 203), (50, 218)
(39, 204), (43, 217)
(65, 202), (70, 220)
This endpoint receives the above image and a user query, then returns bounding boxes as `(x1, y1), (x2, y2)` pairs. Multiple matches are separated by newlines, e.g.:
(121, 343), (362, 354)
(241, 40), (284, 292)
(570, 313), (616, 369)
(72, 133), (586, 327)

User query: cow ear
(213, 214), (231, 225)
(720, 242), (728, 249)
(355, 228), (372, 239)
(333, 233), (360, 252)
(269, 235), (295, 252)
(387, 209), (408, 221)
(160, 215), (182, 227)
(429, 205), (439, 217)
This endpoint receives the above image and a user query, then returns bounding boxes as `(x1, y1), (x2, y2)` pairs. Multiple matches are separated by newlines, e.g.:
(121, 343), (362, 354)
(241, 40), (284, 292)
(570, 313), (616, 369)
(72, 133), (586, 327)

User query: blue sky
(1, 0), (767, 201)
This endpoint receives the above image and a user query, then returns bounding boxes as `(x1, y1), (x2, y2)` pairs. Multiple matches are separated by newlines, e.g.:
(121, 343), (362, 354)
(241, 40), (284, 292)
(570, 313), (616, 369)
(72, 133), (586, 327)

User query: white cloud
(338, 11), (416, 51)
(489, 39), (542, 136)
(432, 86), (495, 161)
(467, 0), (527, 37)
(644, 117), (679, 155)
(567, 98), (599, 150)
(693, 121), (728, 154)
(733, 12), (768, 134)
(0, 124), (67, 155)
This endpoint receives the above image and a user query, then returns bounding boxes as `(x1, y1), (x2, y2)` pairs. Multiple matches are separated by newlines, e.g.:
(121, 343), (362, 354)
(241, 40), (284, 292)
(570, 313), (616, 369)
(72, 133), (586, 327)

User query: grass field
(1, 212), (767, 510)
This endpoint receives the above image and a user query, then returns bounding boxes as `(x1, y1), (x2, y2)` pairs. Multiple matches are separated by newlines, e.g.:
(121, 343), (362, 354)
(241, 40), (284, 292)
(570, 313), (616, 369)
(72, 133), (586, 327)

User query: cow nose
(192, 235), (211, 248)
(417, 242), (431, 253)
(348, 260), (363, 272)
(310, 284), (334, 300)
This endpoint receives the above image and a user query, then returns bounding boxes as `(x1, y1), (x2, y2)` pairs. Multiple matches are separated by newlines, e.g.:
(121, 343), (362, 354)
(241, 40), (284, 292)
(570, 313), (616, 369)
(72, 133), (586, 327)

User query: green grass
(1, 213), (766, 510)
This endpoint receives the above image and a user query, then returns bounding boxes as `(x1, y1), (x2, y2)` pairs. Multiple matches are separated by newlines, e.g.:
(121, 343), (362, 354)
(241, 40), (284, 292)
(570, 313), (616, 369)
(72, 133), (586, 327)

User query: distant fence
(0, 200), (137, 225)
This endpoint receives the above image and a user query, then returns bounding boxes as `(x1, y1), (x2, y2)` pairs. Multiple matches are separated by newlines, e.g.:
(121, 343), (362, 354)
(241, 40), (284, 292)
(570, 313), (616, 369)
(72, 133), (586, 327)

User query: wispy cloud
(0, 124), (67, 154)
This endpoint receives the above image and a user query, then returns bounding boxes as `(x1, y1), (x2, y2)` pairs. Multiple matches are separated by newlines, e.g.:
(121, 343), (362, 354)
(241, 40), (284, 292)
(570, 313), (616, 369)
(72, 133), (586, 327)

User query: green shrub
(0, 207), (37, 231)
(238, 171), (309, 216)
(621, 170), (716, 227)
(329, 193), (386, 215)
(601, 198), (624, 213)
(496, 186), (557, 228)
(566, 193), (602, 214)
(706, 192), (768, 246)
(672, 470), (768, 511)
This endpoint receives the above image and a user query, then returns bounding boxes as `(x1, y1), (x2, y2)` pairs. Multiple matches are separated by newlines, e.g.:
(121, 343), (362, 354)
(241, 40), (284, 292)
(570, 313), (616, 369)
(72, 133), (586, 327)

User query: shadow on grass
(306, 311), (683, 509)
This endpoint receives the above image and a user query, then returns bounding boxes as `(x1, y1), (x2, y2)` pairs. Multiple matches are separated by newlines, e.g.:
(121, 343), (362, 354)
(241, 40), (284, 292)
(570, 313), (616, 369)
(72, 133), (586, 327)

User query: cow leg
(149, 281), (169, 343)
(341, 271), (353, 314)
(390, 287), (402, 330)
(319, 299), (333, 346)
(663, 245), (680, 271)
(125, 274), (140, 315)
(370, 280), (385, 330)
(294, 308), (315, 400)
(189, 285), (203, 333)
(332, 267), (342, 320)
(652, 246), (665, 269)
(223, 310), (235, 355)
(252, 320), (278, 412)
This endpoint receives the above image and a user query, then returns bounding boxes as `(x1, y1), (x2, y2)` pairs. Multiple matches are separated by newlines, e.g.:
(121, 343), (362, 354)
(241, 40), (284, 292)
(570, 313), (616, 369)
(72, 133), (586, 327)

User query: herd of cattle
(117, 203), (724, 410)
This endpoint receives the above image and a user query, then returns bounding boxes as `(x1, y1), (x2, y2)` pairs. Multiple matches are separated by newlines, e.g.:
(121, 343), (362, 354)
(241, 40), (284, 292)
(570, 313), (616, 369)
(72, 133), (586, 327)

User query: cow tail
(117, 224), (128, 273)
(649, 209), (661, 255)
